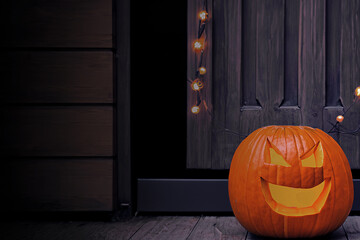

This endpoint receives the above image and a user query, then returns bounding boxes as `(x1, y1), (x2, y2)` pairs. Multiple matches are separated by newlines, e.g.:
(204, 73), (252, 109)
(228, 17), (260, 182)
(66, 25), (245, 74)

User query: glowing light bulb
(191, 79), (204, 91)
(336, 115), (344, 123)
(199, 67), (207, 75)
(191, 105), (200, 114)
(193, 40), (204, 52)
(355, 86), (360, 97)
(198, 11), (208, 22)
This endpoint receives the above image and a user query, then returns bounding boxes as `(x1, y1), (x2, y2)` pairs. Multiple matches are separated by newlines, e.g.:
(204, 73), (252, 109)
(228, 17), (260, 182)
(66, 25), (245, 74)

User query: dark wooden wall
(0, 0), (130, 212)
(187, 0), (360, 170)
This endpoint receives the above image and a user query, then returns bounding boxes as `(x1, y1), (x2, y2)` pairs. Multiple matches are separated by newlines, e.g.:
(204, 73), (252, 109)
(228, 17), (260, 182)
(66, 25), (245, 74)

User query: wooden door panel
(298, 0), (326, 129)
(187, 0), (213, 169)
(211, 0), (242, 169)
(338, 0), (360, 169)
(188, 0), (360, 169)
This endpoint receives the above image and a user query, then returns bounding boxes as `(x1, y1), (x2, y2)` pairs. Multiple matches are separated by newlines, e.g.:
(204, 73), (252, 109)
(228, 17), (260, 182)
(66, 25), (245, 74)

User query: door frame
(115, 0), (132, 217)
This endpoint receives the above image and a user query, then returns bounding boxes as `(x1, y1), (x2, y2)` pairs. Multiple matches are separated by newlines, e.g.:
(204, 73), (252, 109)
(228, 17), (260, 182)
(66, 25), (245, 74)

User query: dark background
(131, 0), (228, 179)
(0, 0), (228, 218)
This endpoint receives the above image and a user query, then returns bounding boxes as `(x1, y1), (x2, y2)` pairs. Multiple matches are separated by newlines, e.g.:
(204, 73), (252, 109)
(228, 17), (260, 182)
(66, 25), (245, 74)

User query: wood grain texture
(255, 0), (284, 110)
(247, 226), (347, 240)
(3, 107), (113, 156)
(212, 0), (242, 169)
(5, 0), (112, 48)
(283, 0), (300, 107)
(188, 0), (360, 170)
(130, 216), (199, 240)
(0, 216), (357, 239)
(339, 0), (360, 169)
(254, 0), (301, 127)
(188, 216), (247, 240)
(240, 0), (300, 168)
(2, 51), (113, 103)
(298, 0), (326, 128)
(343, 216), (360, 240)
(326, 0), (342, 107)
(6, 159), (113, 211)
(242, 0), (258, 107)
(187, 0), (213, 169)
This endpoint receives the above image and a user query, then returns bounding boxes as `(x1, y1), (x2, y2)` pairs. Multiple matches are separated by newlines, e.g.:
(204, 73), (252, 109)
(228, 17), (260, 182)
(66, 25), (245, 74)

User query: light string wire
(188, 0), (209, 115)
(327, 90), (360, 135)
(188, 0), (246, 137)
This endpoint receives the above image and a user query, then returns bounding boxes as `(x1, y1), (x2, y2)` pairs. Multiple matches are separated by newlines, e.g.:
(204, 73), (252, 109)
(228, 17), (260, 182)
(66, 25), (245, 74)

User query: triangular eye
(267, 139), (291, 167)
(300, 142), (324, 167)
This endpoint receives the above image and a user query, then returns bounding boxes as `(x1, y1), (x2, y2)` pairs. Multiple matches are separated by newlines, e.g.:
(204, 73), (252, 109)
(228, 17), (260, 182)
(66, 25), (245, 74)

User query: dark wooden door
(187, 0), (360, 170)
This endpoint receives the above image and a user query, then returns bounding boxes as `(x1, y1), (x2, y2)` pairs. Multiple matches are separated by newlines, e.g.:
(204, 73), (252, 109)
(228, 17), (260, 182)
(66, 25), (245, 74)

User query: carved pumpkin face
(228, 126), (353, 238)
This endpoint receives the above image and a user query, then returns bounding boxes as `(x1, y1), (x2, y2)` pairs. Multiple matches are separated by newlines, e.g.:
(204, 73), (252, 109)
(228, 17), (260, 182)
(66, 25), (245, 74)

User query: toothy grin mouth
(260, 178), (331, 216)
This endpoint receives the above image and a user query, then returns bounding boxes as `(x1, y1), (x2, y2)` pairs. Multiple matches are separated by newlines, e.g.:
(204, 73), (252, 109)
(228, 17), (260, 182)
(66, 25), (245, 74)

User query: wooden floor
(2, 216), (360, 240)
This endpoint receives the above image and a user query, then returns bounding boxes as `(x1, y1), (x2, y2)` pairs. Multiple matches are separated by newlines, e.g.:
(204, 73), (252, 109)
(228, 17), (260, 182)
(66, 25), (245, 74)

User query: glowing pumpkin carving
(228, 126), (354, 238)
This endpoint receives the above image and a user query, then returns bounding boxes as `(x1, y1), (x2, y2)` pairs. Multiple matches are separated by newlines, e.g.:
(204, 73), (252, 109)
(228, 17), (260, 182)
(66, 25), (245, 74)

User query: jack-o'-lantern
(228, 126), (353, 238)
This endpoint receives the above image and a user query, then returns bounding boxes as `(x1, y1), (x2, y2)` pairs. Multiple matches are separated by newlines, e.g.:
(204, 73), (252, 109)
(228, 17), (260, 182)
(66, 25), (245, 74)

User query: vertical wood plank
(283, 0), (300, 107)
(299, 0), (326, 128)
(116, 0), (132, 215)
(326, 0), (342, 107)
(339, 0), (360, 169)
(187, 0), (213, 168)
(238, 0), (264, 149)
(255, 0), (301, 127)
(256, 0), (285, 112)
(212, 0), (242, 169)
(242, 0), (258, 107)
(323, 0), (343, 141)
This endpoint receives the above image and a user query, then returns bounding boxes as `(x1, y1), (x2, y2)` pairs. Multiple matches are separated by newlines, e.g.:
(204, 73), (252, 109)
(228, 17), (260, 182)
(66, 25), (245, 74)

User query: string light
(189, 1), (208, 114)
(198, 10), (208, 22)
(193, 39), (204, 53)
(191, 105), (200, 114)
(336, 115), (344, 123)
(328, 86), (360, 135)
(199, 67), (207, 75)
(191, 79), (204, 91)
(355, 86), (360, 97)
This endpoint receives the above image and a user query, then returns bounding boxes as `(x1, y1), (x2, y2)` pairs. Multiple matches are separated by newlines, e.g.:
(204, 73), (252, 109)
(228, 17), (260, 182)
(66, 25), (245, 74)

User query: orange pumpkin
(228, 125), (353, 238)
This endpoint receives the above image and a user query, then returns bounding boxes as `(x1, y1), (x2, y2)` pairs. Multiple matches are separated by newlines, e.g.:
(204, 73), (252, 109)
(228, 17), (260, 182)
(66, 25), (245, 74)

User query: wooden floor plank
(130, 216), (199, 240)
(343, 216), (360, 240)
(246, 226), (347, 240)
(1, 216), (358, 240)
(187, 216), (247, 240)
(1, 217), (150, 240)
